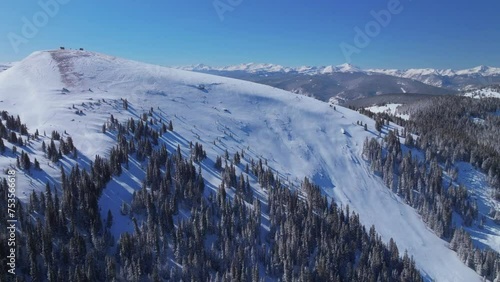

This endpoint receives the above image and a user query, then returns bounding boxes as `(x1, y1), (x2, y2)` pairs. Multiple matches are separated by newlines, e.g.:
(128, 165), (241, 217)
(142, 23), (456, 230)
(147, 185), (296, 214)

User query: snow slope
(452, 162), (500, 253)
(0, 50), (483, 281)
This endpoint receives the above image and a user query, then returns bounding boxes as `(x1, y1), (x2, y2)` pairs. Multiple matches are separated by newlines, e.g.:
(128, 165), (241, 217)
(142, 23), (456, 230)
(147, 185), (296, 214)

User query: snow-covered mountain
(179, 63), (500, 93)
(368, 66), (500, 89)
(180, 63), (363, 75)
(180, 62), (500, 78)
(178, 66), (454, 103)
(368, 65), (500, 77)
(0, 50), (489, 281)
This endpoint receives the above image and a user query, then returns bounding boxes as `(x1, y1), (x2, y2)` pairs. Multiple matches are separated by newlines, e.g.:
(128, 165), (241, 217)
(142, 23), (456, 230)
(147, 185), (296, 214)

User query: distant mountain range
(181, 63), (363, 75)
(181, 63), (500, 82)
(367, 65), (500, 90)
(178, 63), (500, 103)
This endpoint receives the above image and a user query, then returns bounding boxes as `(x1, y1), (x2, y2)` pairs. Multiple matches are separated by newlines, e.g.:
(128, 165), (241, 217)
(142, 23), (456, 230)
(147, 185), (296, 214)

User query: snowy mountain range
(181, 63), (363, 74)
(178, 65), (453, 103)
(181, 63), (500, 77)
(179, 63), (500, 96)
(368, 65), (500, 78)
(369, 66), (500, 90)
(0, 50), (497, 281)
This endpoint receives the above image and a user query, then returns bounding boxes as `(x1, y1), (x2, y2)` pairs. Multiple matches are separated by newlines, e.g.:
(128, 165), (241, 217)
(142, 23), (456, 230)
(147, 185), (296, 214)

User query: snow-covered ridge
(0, 49), (484, 281)
(368, 66), (500, 77)
(178, 62), (500, 77)
(179, 62), (363, 74)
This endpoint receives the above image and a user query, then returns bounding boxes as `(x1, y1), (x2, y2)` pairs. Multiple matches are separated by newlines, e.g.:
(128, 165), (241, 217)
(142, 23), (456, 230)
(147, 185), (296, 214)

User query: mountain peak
(320, 65), (336, 74)
(472, 65), (489, 72)
(336, 63), (361, 72)
(455, 65), (500, 76)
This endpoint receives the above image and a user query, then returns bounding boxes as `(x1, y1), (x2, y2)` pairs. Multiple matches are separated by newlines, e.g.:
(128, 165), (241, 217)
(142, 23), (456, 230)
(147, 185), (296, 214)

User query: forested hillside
(0, 50), (486, 281)
(0, 109), (424, 281)
(361, 96), (500, 281)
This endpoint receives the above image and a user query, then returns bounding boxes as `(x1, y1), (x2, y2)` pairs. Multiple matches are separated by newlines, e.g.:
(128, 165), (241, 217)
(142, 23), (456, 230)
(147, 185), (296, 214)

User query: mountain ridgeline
(180, 63), (500, 104)
(186, 69), (453, 103)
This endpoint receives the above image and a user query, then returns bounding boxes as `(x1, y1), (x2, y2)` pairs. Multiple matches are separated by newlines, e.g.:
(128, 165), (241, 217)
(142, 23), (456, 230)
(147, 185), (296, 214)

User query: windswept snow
(0, 50), (484, 281)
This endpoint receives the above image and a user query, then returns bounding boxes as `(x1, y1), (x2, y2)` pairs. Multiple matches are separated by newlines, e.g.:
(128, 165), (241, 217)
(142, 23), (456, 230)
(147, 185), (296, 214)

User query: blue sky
(1, 0), (499, 69)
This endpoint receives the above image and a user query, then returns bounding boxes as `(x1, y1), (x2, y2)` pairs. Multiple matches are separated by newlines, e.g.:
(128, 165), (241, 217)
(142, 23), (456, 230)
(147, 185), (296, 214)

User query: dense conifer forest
(360, 96), (500, 281)
(0, 108), (424, 281)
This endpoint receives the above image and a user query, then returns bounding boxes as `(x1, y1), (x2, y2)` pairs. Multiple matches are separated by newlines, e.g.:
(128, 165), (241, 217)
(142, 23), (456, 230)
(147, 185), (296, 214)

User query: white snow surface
(0, 50), (484, 282)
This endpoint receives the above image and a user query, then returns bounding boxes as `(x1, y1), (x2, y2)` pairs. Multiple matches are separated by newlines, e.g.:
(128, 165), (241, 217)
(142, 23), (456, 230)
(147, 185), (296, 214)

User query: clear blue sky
(1, 0), (499, 69)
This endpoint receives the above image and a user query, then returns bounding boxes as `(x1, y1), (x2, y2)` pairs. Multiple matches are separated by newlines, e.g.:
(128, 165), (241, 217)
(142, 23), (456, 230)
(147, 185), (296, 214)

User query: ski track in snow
(0, 50), (489, 282)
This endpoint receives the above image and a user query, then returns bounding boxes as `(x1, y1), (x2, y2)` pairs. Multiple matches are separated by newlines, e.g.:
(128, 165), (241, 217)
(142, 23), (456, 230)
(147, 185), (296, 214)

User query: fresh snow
(0, 50), (486, 282)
